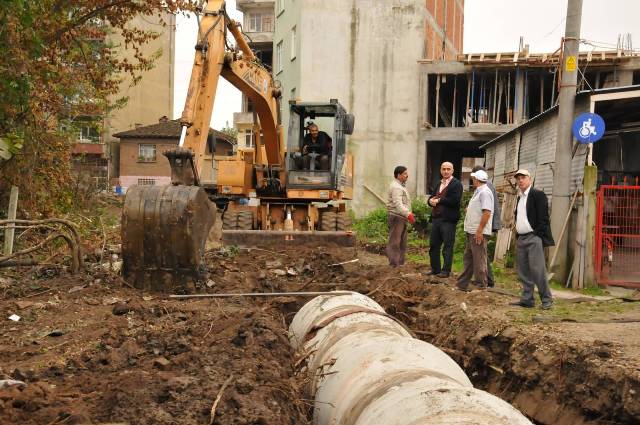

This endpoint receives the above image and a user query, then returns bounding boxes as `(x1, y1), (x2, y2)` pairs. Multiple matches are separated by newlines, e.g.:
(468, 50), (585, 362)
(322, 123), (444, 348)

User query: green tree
(0, 0), (194, 214)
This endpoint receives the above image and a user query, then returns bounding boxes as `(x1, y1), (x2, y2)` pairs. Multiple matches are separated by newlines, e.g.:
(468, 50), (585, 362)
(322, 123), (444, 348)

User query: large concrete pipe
(289, 292), (532, 425)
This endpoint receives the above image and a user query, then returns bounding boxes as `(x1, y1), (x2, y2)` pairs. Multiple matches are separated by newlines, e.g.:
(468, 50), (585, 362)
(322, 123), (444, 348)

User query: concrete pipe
(289, 292), (532, 425)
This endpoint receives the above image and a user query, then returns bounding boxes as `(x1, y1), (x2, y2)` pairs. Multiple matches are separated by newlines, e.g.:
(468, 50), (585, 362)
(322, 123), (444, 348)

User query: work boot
(541, 302), (554, 310)
(509, 301), (534, 308)
(437, 272), (450, 278)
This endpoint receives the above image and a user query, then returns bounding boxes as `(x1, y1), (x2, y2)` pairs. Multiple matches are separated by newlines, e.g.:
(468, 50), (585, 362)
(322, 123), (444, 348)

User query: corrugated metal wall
(487, 111), (588, 203)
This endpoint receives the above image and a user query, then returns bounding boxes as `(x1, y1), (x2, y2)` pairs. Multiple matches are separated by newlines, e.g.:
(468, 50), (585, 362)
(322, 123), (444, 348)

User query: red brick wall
(424, 0), (464, 60)
(119, 139), (177, 178)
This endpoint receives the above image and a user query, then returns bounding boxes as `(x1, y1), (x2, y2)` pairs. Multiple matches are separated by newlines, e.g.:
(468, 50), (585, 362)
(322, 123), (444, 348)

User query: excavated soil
(2, 242), (640, 424)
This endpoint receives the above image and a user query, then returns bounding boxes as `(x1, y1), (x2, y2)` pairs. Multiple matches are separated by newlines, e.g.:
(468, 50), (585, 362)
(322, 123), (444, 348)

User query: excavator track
(121, 185), (216, 292)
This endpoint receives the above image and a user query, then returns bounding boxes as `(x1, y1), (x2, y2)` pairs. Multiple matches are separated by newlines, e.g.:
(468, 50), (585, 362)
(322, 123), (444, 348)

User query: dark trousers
(487, 232), (496, 287)
(457, 233), (489, 288)
(429, 218), (456, 273)
(387, 214), (407, 266)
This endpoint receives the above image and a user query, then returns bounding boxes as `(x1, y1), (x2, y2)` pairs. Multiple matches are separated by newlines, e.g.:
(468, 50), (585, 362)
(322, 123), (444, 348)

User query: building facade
(114, 118), (235, 189)
(104, 12), (177, 181)
(235, 0), (275, 149)
(274, 0), (444, 213)
(424, 0), (465, 61)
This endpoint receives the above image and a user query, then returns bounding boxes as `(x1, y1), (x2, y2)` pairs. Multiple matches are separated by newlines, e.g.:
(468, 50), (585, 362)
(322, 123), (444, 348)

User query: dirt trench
(1, 245), (640, 424)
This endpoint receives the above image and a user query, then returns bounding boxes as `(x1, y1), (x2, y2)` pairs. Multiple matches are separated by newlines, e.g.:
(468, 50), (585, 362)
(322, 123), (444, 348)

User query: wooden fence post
(3, 186), (19, 255)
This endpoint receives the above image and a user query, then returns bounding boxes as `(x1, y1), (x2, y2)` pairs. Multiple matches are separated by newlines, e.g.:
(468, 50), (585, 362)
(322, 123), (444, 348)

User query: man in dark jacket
(472, 165), (502, 287)
(512, 169), (555, 309)
(427, 162), (463, 278)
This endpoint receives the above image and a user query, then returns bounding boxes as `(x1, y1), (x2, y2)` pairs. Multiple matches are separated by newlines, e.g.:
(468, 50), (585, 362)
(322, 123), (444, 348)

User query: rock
(112, 303), (132, 316)
(265, 260), (282, 269)
(84, 297), (100, 306)
(286, 268), (298, 276)
(153, 357), (171, 370)
(175, 312), (188, 321)
(47, 330), (65, 337)
(235, 378), (254, 395)
(271, 269), (287, 276)
(112, 261), (123, 273)
(14, 301), (35, 310)
(295, 258), (306, 272)
(8, 314), (20, 322)
(68, 285), (85, 293)
(0, 379), (27, 389)
(206, 279), (215, 288)
(103, 297), (124, 306)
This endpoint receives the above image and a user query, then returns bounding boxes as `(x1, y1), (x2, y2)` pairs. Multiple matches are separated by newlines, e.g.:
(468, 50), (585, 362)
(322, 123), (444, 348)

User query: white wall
(277, 0), (427, 214)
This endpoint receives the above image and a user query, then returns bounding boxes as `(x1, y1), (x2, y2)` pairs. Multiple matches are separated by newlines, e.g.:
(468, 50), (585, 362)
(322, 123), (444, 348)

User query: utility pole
(550, 0), (583, 283)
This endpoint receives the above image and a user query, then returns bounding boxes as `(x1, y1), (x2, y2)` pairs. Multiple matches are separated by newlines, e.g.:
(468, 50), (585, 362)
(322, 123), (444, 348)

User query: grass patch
(508, 298), (639, 324)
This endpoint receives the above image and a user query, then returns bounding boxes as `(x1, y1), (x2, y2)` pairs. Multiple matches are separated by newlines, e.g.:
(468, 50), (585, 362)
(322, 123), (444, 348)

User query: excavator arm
(177, 0), (283, 178)
(121, 1), (282, 291)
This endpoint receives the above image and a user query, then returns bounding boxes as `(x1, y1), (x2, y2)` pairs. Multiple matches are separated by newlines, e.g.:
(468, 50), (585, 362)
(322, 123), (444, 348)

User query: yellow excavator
(121, 1), (355, 291)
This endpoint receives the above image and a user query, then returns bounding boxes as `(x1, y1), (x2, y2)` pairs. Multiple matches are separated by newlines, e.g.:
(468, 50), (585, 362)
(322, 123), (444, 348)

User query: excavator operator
(300, 123), (332, 171)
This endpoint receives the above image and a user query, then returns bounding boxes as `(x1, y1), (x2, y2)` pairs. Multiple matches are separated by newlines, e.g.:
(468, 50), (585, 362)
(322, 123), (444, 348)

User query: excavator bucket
(121, 185), (216, 293)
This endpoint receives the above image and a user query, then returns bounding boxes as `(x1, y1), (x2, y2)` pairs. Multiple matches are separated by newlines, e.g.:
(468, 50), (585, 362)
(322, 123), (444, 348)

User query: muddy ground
(2, 237), (640, 424)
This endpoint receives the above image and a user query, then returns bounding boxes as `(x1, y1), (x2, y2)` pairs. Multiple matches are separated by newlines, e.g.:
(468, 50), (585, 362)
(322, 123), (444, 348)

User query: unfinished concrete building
(419, 50), (640, 193)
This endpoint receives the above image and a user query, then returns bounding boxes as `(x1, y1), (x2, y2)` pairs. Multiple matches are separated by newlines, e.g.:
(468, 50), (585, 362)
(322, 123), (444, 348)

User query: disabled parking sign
(572, 112), (605, 144)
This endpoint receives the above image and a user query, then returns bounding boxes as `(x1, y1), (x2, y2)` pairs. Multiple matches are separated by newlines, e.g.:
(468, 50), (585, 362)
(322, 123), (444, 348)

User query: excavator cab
(286, 100), (355, 193)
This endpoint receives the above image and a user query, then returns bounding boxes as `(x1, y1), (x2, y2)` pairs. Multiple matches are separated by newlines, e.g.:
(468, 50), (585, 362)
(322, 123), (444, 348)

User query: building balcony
(234, 112), (254, 127)
(236, 0), (275, 12)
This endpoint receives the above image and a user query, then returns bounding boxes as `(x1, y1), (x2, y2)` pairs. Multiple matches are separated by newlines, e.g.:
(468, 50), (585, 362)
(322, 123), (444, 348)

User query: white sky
(173, 0), (242, 130)
(173, 0), (640, 130)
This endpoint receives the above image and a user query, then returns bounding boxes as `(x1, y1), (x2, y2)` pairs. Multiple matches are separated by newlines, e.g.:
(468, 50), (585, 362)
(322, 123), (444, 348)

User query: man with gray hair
(511, 169), (554, 309)
(456, 169), (493, 291)
(471, 165), (502, 287)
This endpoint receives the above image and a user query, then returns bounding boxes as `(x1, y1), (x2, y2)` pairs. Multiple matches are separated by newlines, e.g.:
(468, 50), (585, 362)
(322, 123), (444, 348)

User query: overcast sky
(173, 0), (640, 130)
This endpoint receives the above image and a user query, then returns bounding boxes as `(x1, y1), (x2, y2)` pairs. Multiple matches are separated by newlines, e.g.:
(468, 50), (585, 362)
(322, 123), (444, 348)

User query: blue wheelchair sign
(572, 112), (605, 144)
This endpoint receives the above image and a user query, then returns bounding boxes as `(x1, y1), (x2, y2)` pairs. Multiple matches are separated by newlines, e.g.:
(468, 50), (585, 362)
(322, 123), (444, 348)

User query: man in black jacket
(427, 162), (463, 278)
(512, 169), (555, 309)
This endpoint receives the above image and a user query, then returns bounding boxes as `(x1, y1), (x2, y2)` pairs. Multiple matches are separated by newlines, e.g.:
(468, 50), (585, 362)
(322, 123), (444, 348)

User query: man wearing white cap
(456, 169), (493, 291)
(512, 169), (554, 309)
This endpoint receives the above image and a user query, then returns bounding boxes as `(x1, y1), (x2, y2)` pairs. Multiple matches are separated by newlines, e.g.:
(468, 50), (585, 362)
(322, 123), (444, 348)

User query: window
(245, 129), (254, 148)
(138, 144), (156, 162)
(276, 40), (283, 74)
(78, 125), (100, 142)
(290, 26), (297, 60)
(249, 13), (263, 32)
(137, 178), (156, 186)
(248, 12), (273, 32)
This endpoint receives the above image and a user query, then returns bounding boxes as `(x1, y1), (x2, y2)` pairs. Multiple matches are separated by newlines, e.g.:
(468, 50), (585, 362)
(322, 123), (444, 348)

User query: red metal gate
(595, 185), (640, 287)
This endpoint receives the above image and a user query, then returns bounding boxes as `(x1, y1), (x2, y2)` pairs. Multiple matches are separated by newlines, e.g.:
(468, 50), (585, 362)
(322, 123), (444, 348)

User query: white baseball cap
(470, 169), (489, 182)
(514, 169), (531, 177)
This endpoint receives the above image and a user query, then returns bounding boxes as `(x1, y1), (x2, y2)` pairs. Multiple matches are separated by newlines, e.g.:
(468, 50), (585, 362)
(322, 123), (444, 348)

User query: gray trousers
(516, 234), (553, 306)
(457, 233), (488, 288)
(387, 214), (407, 266)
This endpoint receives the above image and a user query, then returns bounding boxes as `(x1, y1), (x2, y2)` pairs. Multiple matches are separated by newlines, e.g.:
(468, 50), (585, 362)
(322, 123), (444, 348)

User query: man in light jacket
(386, 166), (415, 266)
